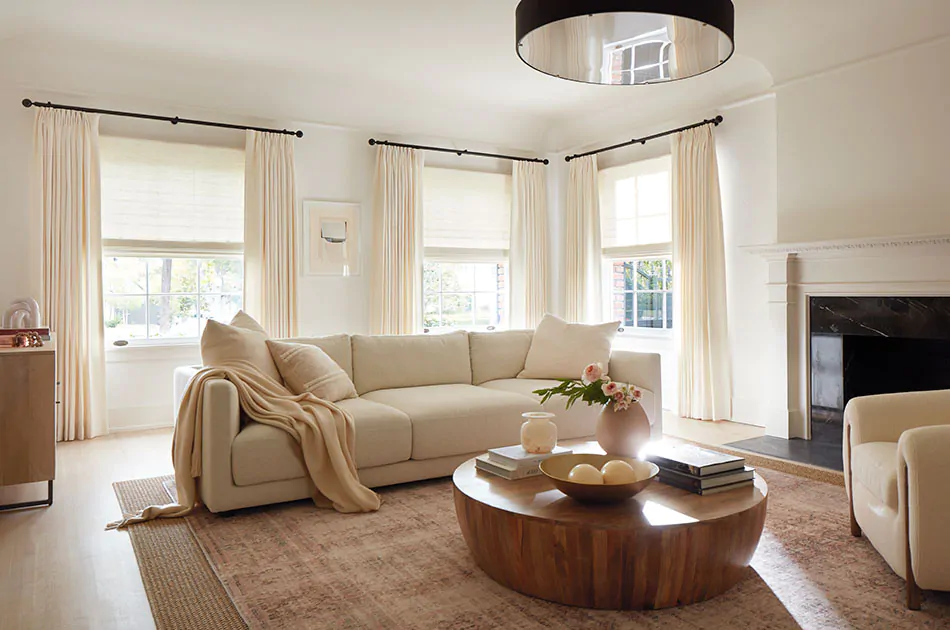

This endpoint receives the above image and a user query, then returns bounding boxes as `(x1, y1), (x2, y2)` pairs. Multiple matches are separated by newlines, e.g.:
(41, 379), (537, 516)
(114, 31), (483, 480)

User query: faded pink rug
(180, 470), (949, 629)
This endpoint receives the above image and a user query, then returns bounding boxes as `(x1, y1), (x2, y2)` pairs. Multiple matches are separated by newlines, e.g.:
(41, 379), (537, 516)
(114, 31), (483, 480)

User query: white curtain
(33, 109), (107, 440)
(510, 162), (548, 329)
(244, 131), (298, 338)
(371, 145), (424, 335)
(564, 155), (602, 323)
(672, 125), (732, 420)
(670, 17), (720, 79)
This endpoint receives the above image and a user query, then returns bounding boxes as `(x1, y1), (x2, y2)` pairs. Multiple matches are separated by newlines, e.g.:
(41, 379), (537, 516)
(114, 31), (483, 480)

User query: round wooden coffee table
(452, 458), (767, 610)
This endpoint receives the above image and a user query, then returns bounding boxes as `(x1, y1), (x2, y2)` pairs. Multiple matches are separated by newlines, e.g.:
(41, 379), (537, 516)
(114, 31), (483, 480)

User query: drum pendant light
(515, 0), (735, 85)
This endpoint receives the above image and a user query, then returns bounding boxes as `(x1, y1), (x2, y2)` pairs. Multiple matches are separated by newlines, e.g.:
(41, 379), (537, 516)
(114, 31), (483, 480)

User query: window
(422, 167), (512, 331)
(609, 258), (672, 330)
(100, 137), (245, 345)
(599, 156), (673, 332)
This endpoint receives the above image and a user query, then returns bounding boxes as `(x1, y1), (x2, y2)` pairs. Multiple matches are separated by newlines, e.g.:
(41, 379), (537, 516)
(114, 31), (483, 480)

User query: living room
(1, 1), (948, 628)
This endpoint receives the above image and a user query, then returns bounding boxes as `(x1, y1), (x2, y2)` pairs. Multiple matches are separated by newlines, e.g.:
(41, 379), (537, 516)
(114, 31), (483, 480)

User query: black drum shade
(515, 0), (735, 85)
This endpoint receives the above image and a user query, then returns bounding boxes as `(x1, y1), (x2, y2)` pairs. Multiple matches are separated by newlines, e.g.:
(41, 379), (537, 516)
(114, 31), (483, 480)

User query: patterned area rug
(114, 468), (950, 629)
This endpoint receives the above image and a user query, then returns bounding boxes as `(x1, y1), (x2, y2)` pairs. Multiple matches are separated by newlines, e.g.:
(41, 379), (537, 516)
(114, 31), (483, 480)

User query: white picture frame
(302, 200), (362, 276)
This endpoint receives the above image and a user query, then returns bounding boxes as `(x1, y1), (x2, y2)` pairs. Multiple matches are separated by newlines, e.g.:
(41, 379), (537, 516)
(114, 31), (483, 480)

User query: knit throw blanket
(107, 360), (381, 529)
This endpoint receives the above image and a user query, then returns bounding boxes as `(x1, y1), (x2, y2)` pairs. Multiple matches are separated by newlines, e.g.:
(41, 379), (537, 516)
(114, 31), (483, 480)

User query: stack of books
(645, 443), (754, 495)
(476, 444), (573, 480)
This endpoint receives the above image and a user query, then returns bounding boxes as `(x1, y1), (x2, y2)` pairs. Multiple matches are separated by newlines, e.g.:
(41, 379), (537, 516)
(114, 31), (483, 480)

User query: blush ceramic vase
(521, 412), (558, 454)
(595, 402), (651, 458)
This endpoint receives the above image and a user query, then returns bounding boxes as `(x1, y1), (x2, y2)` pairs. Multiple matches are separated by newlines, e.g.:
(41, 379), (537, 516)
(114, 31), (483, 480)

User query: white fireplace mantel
(741, 234), (950, 439)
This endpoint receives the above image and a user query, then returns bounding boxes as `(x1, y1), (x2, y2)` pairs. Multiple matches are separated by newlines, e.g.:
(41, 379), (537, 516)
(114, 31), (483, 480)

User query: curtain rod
(565, 115), (723, 162)
(21, 99), (304, 138)
(368, 138), (548, 165)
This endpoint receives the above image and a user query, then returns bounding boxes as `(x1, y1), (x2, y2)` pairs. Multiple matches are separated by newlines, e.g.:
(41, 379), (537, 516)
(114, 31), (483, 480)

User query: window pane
(424, 294), (441, 329)
(440, 263), (475, 292)
(200, 259), (243, 294)
(637, 171), (669, 216)
(474, 264), (500, 292)
(637, 292), (664, 329)
(637, 215), (671, 245)
(441, 294), (474, 327)
(148, 295), (199, 339)
(636, 260), (664, 291)
(665, 259), (673, 291)
(199, 294), (242, 327)
(666, 291), (673, 329)
(103, 257), (147, 294)
(423, 262), (441, 294)
(104, 296), (147, 343)
(147, 258), (198, 294)
(474, 293), (501, 327)
(611, 292), (636, 328)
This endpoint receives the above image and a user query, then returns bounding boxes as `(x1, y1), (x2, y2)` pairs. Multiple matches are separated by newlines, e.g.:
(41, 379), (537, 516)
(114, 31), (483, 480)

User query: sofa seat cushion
(851, 441), (899, 510)
(480, 378), (604, 442)
(362, 384), (541, 460)
(231, 397), (412, 486)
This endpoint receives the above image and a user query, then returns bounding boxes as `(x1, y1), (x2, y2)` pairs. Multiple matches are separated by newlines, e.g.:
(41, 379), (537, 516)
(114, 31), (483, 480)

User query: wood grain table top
(452, 458), (768, 531)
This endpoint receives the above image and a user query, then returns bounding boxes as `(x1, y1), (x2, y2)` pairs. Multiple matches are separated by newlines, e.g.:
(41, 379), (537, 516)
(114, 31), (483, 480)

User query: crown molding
(742, 234), (950, 260)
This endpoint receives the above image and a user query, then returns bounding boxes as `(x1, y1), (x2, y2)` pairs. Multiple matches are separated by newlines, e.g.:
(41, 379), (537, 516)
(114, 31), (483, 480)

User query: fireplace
(809, 296), (950, 446)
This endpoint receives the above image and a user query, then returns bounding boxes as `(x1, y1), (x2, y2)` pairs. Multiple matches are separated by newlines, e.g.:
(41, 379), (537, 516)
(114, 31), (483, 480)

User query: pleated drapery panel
(34, 109), (108, 440)
(370, 145), (424, 335)
(510, 161), (549, 329)
(564, 155), (602, 323)
(672, 125), (732, 421)
(244, 131), (298, 338)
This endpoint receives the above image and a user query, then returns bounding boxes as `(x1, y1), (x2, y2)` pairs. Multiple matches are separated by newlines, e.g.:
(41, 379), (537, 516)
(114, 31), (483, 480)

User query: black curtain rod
(368, 138), (548, 165)
(565, 115), (723, 162)
(22, 98), (304, 138)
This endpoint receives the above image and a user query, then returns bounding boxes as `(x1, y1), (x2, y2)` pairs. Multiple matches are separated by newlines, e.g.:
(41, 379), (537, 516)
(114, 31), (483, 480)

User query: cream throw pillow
(518, 314), (620, 380)
(200, 312), (282, 384)
(266, 339), (357, 402)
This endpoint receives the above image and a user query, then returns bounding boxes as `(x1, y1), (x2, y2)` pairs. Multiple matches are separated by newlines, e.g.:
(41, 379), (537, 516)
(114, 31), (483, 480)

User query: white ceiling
(1, 0), (948, 151)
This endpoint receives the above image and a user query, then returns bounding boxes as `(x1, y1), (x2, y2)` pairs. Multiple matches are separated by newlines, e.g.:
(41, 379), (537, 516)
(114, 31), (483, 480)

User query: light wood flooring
(0, 416), (763, 630)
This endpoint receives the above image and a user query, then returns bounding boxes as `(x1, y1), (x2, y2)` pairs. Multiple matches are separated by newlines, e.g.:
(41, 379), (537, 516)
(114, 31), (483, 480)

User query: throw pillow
(200, 313), (282, 384)
(266, 339), (357, 402)
(518, 314), (620, 380)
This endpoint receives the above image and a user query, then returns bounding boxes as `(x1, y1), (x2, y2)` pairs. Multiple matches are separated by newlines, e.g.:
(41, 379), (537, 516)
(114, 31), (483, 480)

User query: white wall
(775, 37), (950, 242)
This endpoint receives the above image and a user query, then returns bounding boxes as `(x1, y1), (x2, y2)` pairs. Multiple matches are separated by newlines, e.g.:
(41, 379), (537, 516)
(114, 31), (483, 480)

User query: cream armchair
(844, 390), (950, 609)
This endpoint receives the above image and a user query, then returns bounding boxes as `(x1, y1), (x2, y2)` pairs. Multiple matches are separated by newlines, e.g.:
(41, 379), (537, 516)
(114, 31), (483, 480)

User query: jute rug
(114, 456), (949, 630)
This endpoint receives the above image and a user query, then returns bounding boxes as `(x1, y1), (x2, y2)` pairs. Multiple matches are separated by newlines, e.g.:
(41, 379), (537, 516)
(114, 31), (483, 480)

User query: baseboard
(108, 405), (174, 433)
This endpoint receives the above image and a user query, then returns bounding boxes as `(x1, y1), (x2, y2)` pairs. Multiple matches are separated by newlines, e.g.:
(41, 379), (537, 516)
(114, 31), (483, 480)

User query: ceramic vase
(521, 412), (557, 454)
(595, 402), (651, 458)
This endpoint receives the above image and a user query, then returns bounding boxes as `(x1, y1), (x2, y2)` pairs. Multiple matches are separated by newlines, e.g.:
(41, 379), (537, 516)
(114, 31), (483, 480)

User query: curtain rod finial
(368, 138), (377, 146)
(21, 98), (33, 108)
(714, 115), (723, 124)
(296, 130), (304, 138)
(543, 158), (550, 165)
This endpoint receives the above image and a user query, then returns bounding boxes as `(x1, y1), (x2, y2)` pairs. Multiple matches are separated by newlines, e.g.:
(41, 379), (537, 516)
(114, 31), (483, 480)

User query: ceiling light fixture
(515, 0), (735, 85)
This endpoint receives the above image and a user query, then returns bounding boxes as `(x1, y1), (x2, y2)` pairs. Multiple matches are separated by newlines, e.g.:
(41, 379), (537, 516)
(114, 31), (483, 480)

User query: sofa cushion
(480, 378), (604, 442)
(267, 339), (357, 402)
(469, 329), (534, 385)
(351, 331), (472, 395)
(231, 397), (412, 486)
(851, 442), (899, 510)
(201, 315), (282, 384)
(283, 334), (353, 379)
(519, 314), (620, 380)
(362, 384), (539, 460)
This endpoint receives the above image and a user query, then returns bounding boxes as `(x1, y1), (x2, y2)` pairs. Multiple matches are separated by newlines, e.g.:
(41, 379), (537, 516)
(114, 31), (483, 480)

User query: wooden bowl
(540, 454), (659, 504)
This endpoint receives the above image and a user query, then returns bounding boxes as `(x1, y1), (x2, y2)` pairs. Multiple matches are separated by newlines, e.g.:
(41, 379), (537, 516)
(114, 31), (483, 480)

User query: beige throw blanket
(107, 360), (380, 529)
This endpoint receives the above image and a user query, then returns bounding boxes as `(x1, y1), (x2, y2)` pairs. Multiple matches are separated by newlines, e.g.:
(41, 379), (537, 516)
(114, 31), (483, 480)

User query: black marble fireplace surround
(810, 296), (950, 448)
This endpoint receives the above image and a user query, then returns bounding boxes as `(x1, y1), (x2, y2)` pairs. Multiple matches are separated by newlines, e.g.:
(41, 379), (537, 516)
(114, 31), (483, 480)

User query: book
(660, 475), (754, 495)
(475, 454), (543, 480)
(644, 443), (744, 477)
(487, 444), (573, 468)
(658, 466), (755, 491)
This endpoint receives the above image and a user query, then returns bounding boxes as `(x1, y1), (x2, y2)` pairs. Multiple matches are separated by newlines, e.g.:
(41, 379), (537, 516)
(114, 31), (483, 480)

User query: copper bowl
(540, 454), (659, 504)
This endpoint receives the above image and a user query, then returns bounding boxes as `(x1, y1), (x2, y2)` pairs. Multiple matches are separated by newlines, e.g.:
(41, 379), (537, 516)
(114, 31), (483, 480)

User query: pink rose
(613, 399), (630, 412)
(582, 363), (605, 384)
(613, 391), (625, 401)
(602, 381), (620, 396)
(632, 388), (643, 401)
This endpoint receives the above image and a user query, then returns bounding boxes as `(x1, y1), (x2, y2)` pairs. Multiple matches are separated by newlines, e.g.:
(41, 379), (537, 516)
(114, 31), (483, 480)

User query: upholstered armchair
(844, 390), (950, 609)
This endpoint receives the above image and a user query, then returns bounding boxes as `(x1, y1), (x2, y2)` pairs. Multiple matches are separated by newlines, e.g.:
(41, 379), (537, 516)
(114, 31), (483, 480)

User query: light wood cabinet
(0, 336), (56, 510)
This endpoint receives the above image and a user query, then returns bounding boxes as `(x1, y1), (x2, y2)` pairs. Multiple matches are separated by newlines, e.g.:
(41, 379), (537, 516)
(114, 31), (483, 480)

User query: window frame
(422, 251), (509, 334)
(102, 250), (244, 348)
(603, 251), (673, 338)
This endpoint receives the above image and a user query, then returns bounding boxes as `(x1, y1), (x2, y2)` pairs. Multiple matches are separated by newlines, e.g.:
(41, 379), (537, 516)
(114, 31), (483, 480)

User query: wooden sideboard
(0, 335), (56, 511)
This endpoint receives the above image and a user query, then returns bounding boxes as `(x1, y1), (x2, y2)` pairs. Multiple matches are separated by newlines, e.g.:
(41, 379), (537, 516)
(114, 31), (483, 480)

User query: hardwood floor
(0, 415), (763, 630)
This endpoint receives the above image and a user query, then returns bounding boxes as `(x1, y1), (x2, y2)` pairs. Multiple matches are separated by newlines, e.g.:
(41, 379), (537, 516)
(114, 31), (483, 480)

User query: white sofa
(844, 389), (950, 609)
(173, 329), (662, 514)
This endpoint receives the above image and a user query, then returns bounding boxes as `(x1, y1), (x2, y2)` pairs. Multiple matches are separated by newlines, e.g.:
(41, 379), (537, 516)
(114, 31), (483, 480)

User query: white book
(487, 444), (573, 468)
(475, 455), (543, 480)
